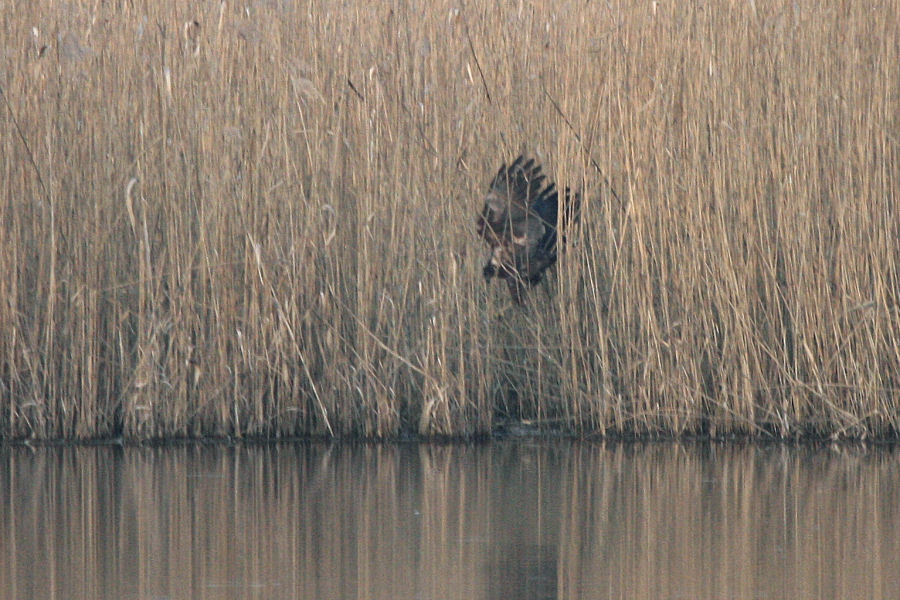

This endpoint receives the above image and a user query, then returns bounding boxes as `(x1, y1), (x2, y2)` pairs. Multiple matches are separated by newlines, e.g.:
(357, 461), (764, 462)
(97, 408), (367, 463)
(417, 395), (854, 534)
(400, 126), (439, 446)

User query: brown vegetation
(1, 1), (898, 440)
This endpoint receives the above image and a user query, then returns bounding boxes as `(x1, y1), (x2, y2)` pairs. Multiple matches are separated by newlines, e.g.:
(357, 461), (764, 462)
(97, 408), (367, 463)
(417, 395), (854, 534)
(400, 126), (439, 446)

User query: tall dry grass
(0, 0), (898, 440)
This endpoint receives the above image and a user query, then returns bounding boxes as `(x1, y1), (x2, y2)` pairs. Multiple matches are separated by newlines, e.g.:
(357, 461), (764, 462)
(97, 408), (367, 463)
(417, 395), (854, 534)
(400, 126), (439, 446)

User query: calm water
(1, 441), (898, 599)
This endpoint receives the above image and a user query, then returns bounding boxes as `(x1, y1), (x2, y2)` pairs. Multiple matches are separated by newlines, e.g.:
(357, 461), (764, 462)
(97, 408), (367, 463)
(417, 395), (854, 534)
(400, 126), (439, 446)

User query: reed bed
(0, 0), (898, 440)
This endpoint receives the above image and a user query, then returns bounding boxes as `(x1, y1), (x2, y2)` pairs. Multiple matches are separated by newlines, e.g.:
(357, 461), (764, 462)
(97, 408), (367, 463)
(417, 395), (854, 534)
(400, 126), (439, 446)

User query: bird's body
(476, 155), (579, 303)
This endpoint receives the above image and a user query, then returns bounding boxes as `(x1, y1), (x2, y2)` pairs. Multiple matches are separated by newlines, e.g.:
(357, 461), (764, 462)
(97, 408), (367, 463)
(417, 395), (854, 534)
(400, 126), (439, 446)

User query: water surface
(1, 441), (898, 599)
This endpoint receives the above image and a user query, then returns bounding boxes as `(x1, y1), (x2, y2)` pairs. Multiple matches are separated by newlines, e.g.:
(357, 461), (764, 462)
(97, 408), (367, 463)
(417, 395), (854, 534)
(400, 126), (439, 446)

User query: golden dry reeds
(0, 0), (898, 440)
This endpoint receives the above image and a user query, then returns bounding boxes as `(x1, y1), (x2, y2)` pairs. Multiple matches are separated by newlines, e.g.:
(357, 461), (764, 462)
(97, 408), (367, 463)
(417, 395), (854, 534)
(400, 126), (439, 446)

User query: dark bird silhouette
(476, 155), (580, 304)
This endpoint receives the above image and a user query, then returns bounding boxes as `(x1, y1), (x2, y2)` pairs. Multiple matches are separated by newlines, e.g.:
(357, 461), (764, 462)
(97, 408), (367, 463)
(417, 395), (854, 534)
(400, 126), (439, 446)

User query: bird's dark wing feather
(531, 182), (559, 253)
(489, 155), (549, 210)
(532, 185), (581, 255)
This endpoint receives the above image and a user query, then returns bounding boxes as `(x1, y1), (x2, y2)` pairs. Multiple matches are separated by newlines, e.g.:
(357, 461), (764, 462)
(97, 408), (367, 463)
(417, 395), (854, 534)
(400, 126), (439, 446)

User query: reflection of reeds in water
(1, 444), (899, 599)
(2, 1), (900, 439)
(557, 444), (900, 599)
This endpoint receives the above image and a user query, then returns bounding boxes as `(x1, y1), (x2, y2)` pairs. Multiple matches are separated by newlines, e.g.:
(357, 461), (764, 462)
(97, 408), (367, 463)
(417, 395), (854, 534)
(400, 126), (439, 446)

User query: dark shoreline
(4, 425), (899, 448)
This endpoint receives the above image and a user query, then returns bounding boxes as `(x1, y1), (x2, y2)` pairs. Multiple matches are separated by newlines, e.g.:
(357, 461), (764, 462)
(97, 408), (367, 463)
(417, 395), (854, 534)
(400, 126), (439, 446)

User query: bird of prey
(476, 155), (580, 303)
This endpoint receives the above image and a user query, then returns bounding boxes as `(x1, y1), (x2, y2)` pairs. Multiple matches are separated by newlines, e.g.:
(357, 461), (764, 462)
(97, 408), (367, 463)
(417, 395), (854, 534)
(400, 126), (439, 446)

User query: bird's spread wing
(477, 154), (581, 300)
(479, 155), (556, 245)
(488, 155), (548, 210)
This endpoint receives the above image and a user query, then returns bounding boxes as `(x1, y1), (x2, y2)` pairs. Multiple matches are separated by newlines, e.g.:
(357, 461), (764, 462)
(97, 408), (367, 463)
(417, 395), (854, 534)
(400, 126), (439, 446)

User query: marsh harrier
(476, 155), (580, 303)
